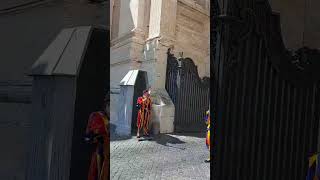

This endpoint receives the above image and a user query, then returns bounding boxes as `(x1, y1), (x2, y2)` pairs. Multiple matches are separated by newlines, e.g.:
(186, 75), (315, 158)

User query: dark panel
(69, 28), (109, 180)
(212, 0), (320, 179)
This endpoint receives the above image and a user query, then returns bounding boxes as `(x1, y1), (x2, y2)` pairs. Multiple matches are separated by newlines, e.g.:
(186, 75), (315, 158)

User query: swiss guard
(205, 109), (211, 163)
(306, 153), (320, 180)
(136, 88), (152, 138)
(84, 96), (110, 180)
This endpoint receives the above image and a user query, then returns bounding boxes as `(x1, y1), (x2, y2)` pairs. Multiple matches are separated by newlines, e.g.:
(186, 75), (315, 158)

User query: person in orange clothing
(136, 89), (152, 138)
(205, 109), (211, 163)
(84, 96), (109, 180)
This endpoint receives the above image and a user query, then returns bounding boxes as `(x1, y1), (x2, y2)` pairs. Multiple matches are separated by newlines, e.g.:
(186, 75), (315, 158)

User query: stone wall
(110, 0), (210, 135)
(174, 0), (210, 78)
(110, 0), (210, 91)
(140, 0), (210, 85)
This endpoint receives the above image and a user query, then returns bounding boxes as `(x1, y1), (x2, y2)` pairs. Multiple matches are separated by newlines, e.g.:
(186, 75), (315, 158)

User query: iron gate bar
(165, 52), (210, 132)
(212, 0), (320, 179)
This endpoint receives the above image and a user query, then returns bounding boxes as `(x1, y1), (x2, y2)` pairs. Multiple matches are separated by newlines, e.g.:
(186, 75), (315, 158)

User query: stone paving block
(110, 134), (210, 179)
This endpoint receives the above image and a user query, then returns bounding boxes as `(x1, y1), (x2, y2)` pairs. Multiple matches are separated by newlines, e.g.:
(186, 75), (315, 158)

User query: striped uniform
(137, 96), (152, 135)
(205, 110), (210, 150)
(86, 111), (109, 180)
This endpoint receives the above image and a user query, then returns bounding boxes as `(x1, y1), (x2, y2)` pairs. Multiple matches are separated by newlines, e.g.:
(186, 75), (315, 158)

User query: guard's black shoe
(204, 159), (210, 163)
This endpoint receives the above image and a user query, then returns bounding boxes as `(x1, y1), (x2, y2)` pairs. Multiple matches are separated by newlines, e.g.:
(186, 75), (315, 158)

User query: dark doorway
(69, 28), (109, 180)
(131, 71), (148, 134)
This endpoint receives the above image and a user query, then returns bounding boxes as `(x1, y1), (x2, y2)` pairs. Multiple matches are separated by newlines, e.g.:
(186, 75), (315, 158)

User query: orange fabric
(144, 97), (152, 134)
(137, 97), (144, 129)
(137, 96), (152, 134)
(205, 111), (210, 149)
(86, 112), (107, 136)
(88, 153), (98, 180)
(86, 111), (109, 180)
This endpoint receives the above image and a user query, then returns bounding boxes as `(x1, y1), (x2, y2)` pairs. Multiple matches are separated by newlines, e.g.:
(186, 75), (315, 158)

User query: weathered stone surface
(110, 91), (120, 125)
(150, 89), (175, 134)
(110, 134), (210, 180)
(111, 0), (210, 136)
(110, 0), (210, 89)
(116, 85), (134, 137)
(174, 1), (210, 78)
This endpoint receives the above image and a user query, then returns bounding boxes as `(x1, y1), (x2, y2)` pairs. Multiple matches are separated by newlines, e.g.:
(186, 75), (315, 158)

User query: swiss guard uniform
(307, 153), (320, 180)
(85, 111), (109, 180)
(136, 89), (152, 137)
(205, 109), (211, 163)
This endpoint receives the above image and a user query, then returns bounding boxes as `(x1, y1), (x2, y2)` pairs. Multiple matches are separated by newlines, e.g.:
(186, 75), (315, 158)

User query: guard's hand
(84, 132), (94, 143)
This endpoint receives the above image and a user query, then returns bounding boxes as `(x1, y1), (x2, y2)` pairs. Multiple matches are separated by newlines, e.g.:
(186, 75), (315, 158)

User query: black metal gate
(165, 50), (210, 132)
(212, 0), (320, 179)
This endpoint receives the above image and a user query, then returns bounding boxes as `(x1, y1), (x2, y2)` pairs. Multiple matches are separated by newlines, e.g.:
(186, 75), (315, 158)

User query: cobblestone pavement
(110, 134), (210, 180)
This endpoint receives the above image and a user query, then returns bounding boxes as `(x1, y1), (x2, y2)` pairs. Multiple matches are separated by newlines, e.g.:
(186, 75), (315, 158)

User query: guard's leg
(137, 111), (142, 138)
(143, 111), (150, 136)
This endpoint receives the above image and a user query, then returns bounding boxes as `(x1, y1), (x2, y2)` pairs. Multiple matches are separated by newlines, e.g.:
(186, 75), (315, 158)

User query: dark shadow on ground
(109, 123), (132, 141)
(153, 134), (186, 146)
(146, 134), (189, 150)
(110, 127), (206, 143)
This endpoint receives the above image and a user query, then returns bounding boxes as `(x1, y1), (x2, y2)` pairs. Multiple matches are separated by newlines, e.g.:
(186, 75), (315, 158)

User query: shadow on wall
(0, 61), (49, 180)
(0, 0), (63, 82)
(109, 122), (134, 141)
(109, 122), (120, 140)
